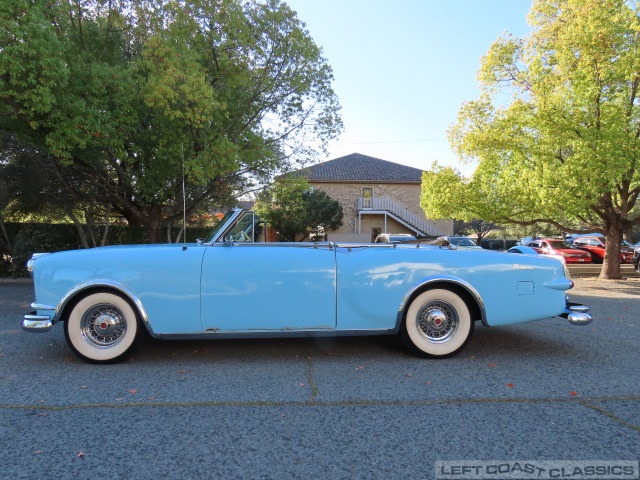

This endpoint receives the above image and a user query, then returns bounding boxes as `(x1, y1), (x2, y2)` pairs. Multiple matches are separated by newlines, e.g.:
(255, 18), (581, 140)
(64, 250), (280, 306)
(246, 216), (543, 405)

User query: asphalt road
(1, 279), (639, 480)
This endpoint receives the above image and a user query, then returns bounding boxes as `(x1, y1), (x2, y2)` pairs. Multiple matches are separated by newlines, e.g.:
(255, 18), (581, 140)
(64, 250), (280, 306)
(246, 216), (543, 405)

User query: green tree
(421, 0), (640, 279)
(454, 219), (499, 245)
(255, 177), (343, 241)
(0, 0), (342, 243)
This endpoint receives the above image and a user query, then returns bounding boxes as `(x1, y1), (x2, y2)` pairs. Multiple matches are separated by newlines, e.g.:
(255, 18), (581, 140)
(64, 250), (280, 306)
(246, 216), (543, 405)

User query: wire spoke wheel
(402, 288), (473, 358)
(415, 300), (459, 343)
(65, 292), (141, 363)
(80, 304), (128, 348)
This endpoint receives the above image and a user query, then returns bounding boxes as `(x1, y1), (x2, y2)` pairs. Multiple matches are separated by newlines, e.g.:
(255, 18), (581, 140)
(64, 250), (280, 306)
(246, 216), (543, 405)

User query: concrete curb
(0, 277), (33, 284)
(567, 264), (639, 278)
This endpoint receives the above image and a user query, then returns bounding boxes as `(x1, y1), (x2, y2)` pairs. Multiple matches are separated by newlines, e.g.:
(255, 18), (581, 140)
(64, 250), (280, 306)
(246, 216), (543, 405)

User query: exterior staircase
(358, 197), (444, 237)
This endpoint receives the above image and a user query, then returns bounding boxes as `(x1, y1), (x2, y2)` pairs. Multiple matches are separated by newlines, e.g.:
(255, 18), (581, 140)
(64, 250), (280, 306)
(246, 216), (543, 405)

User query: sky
(284, 0), (533, 176)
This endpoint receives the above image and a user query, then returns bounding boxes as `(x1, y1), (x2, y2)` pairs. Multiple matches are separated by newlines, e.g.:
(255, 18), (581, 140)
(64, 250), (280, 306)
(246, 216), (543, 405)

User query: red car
(529, 239), (592, 264)
(570, 236), (634, 264)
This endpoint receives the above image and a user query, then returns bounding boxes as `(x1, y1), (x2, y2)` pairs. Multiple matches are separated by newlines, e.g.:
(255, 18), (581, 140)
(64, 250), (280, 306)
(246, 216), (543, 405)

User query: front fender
(54, 280), (151, 333)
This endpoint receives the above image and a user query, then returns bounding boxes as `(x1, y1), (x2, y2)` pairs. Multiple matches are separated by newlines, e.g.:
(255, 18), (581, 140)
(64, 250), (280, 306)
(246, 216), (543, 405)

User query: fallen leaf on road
(77, 452), (85, 458)
(128, 389), (137, 394)
(569, 391), (577, 396)
(506, 383), (514, 388)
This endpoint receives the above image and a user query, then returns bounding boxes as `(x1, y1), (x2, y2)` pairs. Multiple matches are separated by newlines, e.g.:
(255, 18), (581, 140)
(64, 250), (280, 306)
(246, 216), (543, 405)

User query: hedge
(0, 222), (213, 277)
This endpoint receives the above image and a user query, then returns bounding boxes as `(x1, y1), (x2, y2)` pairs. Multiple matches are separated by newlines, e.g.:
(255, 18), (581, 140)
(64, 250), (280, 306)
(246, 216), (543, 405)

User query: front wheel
(401, 288), (474, 358)
(64, 291), (142, 363)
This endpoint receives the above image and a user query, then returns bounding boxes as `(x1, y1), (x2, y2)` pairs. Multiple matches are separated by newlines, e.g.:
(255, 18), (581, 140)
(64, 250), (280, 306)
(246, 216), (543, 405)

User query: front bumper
(21, 303), (56, 333)
(22, 314), (53, 332)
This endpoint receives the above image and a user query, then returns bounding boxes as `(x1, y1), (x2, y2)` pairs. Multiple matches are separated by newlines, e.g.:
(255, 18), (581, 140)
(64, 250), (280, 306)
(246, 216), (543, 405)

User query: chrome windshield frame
(205, 208), (245, 244)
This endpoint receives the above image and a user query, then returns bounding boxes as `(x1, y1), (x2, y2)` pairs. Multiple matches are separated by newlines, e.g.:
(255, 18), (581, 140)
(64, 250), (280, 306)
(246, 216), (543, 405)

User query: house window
(362, 187), (373, 209)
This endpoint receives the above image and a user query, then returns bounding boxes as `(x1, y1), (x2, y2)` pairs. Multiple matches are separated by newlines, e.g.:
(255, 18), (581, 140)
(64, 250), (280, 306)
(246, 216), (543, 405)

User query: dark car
(570, 236), (634, 264)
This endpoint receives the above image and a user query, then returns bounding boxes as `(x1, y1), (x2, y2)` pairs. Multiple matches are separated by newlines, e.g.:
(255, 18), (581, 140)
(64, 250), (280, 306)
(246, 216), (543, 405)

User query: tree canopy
(254, 177), (343, 241)
(421, 0), (640, 279)
(0, 0), (342, 242)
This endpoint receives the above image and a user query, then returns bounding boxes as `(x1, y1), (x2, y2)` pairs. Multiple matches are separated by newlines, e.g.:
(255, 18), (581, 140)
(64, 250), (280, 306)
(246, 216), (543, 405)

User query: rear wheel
(64, 291), (142, 363)
(402, 288), (474, 358)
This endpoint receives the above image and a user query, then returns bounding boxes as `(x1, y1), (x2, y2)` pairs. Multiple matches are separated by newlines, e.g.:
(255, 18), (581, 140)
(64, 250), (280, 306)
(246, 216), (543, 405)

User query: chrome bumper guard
(22, 313), (54, 333)
(563, 303), (593, 326)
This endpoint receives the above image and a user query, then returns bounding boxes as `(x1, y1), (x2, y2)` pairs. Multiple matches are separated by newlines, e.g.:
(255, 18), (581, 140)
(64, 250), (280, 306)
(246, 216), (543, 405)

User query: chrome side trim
(31, 303), (56, 312)
(54, 280), (151, 331)
(149, 328), (395, 341)
(396, 275), (488, 328)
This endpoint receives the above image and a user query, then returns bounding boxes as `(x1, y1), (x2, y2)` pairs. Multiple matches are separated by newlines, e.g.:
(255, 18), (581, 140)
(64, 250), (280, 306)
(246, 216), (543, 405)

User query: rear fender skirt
(396, 275), (487, 328)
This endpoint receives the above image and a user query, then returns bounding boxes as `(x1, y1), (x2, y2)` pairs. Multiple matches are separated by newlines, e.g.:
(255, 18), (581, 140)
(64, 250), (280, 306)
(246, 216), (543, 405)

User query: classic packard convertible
(22, 209), (592, 363)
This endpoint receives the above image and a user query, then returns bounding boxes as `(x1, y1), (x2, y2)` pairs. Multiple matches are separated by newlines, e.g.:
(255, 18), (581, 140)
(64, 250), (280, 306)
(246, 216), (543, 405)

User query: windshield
(205, 210), (238, 243)
(547, 241), (572, 249)
(224, 212), (256, 242)
(390, 235), (416, 242)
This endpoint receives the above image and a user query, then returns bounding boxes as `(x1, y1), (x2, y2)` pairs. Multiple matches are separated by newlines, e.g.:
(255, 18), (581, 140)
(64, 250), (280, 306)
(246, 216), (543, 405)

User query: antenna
(182, 143), (187, 250)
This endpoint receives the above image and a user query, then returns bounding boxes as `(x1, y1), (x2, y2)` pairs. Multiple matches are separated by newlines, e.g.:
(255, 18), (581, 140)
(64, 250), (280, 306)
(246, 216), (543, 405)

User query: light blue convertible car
(22, 209), (592, 363)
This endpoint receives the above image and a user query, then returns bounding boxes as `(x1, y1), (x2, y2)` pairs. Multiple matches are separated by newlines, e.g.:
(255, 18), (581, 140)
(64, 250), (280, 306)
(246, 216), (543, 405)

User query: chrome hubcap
(415, 300), (458, 343)
(80, 304), (127, 348)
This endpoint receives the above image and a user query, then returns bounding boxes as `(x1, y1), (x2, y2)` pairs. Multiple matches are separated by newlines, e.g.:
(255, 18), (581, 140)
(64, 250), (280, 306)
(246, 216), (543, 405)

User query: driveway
(1, 279), (639, 479)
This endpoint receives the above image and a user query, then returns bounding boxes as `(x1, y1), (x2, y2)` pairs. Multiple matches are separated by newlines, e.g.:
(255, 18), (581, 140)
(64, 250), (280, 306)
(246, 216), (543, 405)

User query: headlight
(27, 253), (50, 273)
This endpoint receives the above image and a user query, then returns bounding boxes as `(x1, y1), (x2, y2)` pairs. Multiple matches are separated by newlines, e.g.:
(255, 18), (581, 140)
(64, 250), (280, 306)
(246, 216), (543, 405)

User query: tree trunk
(100, 205), (112, 247)
(599, 227), (623, 280)
(0, 213), (11, 251)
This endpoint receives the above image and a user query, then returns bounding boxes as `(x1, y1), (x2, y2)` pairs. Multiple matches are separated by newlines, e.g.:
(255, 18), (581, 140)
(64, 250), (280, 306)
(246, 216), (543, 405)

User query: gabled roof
(292, 153), (425, 183)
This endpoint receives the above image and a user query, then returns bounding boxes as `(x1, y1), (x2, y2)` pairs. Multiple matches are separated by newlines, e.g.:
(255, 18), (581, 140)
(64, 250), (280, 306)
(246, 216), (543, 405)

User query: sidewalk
(567, 264), (639, 278)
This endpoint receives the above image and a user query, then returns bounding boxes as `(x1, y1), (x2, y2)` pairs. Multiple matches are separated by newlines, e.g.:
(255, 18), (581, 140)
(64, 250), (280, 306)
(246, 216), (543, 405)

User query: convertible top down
(22, 209), (593, 363)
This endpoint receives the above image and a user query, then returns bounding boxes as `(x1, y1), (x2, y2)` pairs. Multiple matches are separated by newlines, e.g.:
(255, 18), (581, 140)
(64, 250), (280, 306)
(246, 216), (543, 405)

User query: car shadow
(131, 323), (579, 364)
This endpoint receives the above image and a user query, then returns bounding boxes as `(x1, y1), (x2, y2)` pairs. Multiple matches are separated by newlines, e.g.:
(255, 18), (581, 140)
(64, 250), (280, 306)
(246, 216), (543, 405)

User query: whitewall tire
(64, 291), (142, 363)
(402, 288), (474, 358)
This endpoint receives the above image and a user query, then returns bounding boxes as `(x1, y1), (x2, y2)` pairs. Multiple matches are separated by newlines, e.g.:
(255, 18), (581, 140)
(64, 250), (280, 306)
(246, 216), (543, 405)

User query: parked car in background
(21, 208), (592, 363)
(516, 236), (537, 246)
(528, 239), (592, 264)
(374, 233), (417, 244)
(442, 236), (483, 249)
(570, 236), (634, 264)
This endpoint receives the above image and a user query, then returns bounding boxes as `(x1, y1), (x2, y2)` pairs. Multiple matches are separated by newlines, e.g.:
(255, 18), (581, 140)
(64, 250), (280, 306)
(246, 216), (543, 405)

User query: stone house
(292, 153), (453, 242)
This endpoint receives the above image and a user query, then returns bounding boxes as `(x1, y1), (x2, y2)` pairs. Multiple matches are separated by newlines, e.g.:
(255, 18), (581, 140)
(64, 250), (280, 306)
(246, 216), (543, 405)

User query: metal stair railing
(358, 197), (444, 237)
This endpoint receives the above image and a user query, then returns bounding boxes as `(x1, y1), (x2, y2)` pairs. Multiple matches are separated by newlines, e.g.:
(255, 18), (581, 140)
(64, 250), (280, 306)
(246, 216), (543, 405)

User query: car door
(200, 243), (337, 331)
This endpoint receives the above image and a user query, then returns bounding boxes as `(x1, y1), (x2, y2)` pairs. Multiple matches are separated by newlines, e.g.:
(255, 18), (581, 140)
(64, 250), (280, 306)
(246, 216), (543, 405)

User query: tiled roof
(292, 153), (424, 183)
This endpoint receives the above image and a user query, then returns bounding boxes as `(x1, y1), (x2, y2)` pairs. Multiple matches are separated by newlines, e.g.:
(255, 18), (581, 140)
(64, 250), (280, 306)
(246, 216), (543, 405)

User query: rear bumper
(561, 302), (593, 326)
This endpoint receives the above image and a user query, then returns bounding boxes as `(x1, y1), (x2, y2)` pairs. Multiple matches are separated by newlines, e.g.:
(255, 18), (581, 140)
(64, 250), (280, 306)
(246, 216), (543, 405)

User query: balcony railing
(358, 197), (444, 237)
